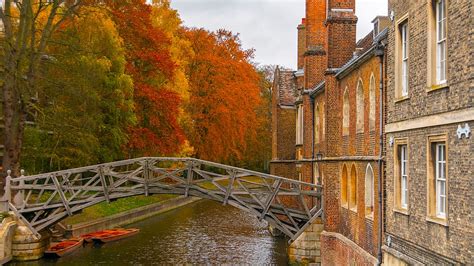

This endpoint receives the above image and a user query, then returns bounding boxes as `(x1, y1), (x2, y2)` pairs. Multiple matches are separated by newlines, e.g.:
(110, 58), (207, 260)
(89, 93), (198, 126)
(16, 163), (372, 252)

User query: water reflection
(9, 200), (289, 265)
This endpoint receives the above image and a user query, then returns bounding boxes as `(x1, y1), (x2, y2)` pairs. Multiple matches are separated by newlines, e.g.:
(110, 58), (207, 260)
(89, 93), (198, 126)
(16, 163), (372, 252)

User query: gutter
(375, 39), (386, 266)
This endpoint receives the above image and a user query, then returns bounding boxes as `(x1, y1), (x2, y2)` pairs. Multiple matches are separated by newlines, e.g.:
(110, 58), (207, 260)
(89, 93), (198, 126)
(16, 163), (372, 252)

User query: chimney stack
(297, 18), (306, 70)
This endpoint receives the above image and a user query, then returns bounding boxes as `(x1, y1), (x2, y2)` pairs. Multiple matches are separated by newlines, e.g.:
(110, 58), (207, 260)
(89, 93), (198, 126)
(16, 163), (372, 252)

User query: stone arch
(356, 79), (364, 133)
(343, 87), (350, 136)
(341, 164), (348, 206)
(349, 164), (357, 210)
(365, 163), (374, 215)
(369, 73), (376, 131)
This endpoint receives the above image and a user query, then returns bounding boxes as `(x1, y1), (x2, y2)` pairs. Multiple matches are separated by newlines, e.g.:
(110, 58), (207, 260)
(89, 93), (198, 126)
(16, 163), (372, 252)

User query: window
(395, 15), (409, 99)
(296, 104), (304, 145)
(394, 139), (408, 212)
(427, 135), (448, 222)
(401, 22), (409, 96)
(314, 104), (320, 144)
(400, 145), (408, 209)
(356, 80), (364, 133)
(341, 165), (348, 207)
(436, 0), (447, 84)
(343, 87), (349, 136)
(349, 165), (357, 211)
(369, 74), (376, 131)
(428, 0), (448, 88)
(321, 103), (326, 141)
(365, 164), (374, 217)
(435, 143), (446, 217)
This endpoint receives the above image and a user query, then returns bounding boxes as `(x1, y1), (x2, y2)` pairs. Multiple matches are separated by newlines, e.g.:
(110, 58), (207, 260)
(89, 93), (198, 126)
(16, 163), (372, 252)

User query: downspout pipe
(375, 42), (385, 266)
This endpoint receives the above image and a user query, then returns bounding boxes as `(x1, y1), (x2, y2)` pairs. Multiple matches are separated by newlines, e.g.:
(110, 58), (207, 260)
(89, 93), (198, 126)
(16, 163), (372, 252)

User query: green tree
(21, 7), (135, 172)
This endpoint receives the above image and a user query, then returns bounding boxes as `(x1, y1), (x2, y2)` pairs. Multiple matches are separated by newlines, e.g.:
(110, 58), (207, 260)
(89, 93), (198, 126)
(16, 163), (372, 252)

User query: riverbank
(62, 195), (201, 237)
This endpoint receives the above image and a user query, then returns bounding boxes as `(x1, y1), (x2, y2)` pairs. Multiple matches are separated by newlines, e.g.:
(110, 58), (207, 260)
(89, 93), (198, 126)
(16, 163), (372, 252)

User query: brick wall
(384, 0), (472, 264)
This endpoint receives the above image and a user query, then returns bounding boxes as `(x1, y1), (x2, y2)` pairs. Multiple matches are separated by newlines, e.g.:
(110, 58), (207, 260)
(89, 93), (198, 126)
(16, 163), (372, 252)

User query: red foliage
(105, 0), (185, 156)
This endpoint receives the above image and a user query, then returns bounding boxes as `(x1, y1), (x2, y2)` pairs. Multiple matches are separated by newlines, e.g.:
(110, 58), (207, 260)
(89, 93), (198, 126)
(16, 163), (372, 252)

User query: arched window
(322, 103), (326, 141)
(343, 88), (350, 136)
(314, 104), (320, 144)
(341, 165), (348, 206)
(369, 74), (376, 131)
(365, 164), (374, 216)
(356, 79), (364, 133)
(349, 164), (357, 210)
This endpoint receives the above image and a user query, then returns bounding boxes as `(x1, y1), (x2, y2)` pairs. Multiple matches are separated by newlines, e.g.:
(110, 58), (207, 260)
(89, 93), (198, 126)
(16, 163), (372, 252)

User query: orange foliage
(185, 29), (262, 163)
(105, 0), (185, 156)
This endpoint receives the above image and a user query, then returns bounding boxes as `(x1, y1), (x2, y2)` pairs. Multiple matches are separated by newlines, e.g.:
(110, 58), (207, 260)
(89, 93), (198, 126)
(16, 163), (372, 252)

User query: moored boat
(91, 228), (140, 243)
(81, 228), (124, 243)
(44, 238), (83, 258)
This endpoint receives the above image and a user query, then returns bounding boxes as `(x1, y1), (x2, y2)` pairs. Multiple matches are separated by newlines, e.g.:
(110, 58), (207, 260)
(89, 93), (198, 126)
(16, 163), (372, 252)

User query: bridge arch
(5, 157), (323, 242)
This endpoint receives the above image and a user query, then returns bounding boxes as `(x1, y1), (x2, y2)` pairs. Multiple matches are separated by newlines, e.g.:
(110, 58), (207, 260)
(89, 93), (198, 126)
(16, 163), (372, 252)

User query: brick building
(271, 0), (472, 265)
(382, 0), (473, 265)
(271, 0), (391, 264)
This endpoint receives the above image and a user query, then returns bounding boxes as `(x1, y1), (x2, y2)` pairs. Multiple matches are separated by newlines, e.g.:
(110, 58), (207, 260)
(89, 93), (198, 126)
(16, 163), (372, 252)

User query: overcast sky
(170, 0), (388, 69)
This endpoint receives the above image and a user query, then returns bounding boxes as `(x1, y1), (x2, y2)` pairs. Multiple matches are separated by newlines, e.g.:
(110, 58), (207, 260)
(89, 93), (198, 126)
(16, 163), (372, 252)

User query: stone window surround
(356, 79), (365, 133)
(426, 134), (449, 226)
(394, 13), (409, 101)
(427, 0), (449, 91)
(364, 163), (374, 219)
(341, 164), (349, 207)
(342, 87), (350, 136)
(314, 103), (320, 144)
(393, 138), (409, 215)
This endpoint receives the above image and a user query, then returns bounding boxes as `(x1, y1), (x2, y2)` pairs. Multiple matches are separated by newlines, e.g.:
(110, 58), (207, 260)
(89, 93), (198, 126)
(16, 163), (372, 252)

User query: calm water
(9, 200), (289, 265)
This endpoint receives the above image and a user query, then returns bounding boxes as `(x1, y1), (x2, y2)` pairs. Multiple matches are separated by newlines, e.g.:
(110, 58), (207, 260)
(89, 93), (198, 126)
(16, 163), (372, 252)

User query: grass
(0, 212), (10, 223)
(63, 194), (178, 225)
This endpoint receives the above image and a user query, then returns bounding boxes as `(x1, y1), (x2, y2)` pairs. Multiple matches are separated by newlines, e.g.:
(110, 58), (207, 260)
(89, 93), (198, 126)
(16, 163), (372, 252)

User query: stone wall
(0, 215), (17, 264)
(288, 219), (323, 264)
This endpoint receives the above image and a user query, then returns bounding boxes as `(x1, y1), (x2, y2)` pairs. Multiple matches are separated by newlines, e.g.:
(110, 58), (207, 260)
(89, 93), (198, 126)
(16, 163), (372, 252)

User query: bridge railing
(5, 157), (323, 241)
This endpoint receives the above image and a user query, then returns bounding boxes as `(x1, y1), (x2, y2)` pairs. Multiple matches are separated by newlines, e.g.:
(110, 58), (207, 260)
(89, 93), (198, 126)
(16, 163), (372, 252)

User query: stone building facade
(383, 0), (473, 265)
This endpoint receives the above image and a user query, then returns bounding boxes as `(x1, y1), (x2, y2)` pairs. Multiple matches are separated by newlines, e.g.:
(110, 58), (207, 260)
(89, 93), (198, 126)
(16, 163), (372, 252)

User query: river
(9, 200), (289, 265)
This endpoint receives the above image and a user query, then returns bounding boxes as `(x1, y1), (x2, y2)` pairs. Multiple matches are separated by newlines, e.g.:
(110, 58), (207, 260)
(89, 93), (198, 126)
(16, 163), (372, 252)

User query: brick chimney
(297, 18), (306, 70)
(304, 0), (327, 89)
(326, 0), (357, 69)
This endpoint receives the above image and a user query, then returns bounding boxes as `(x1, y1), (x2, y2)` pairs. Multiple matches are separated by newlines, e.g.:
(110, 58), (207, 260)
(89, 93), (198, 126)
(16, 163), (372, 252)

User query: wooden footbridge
(3, 157), (322, 242)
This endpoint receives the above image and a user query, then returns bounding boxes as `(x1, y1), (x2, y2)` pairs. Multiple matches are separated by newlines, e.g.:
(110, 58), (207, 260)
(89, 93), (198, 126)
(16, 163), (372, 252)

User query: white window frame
(400, 145), (408, 209)
(401, 22), (409, 96)
(436, 0), (447, 84)
(435, 143), (446, 218)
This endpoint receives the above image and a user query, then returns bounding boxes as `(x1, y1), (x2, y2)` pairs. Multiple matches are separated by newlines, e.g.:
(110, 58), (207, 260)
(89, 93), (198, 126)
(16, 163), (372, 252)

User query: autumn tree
(0, 0), (87, 186)
(185, 29), (261, 165)
(105, 0), (185, 157)
(21, 7), (135, 172)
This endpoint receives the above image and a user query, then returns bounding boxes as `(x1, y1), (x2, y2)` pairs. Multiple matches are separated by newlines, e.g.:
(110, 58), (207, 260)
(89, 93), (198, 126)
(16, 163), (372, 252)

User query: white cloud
(171, 0), (388, 69)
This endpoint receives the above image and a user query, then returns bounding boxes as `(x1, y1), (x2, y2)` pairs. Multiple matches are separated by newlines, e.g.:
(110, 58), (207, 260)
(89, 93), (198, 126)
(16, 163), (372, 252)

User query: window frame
(435, 0), (447, 84)
(356, 79), (364, 133)
(393, 138), (409, 214)
(314, 104), (320, 144)
(427, 134), (449, 225)
(342, 87), (350, 136)
(395, 14), (409, 101)
(365, 164), (375, 218)
(296, 104), (304, 145)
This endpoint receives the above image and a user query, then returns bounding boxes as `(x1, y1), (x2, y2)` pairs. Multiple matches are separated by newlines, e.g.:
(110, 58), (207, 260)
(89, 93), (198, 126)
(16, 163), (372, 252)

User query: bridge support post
(288, 218), (323, 265)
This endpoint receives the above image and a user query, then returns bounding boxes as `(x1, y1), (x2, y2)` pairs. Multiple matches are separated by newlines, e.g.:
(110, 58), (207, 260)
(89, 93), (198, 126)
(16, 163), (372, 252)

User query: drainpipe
(375, 41), (385, 266)
(311, 95), (315, 196)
